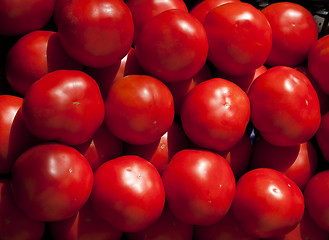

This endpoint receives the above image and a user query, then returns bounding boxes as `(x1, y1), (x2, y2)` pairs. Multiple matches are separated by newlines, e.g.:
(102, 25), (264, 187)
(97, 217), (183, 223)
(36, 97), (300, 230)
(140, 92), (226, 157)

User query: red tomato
(304, 170), (329, 232)
(90, 155), (165, 232)
(316, 111), (329, 163)
(125, 204), (194, 240)
(48, 199), (122, 240)
(10, 143), (94, 222)
(204, 2), (272, 76)
(5, 30), (83, 96)
(135, 9), (209, 82)
(262, 2), (318, 67)
(162, 149), (236, 226)
(249, 138), (318, 191)
(126, 0), (188, 43)
(0, 179), (45, 240)
(57, 0), (134, 68)
(231, 168), (305, 238)
(21, 70), (105, 145)
(0, 0), (55, 36)
(308, 34), (329, 95)
(248, 66), (321, 146)
(180, 78), (250, 152)
(104, 74), (175, 145)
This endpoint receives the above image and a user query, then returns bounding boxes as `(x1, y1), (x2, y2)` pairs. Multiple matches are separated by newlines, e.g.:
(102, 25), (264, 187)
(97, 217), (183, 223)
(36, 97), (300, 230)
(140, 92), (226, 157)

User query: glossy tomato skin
(0, 179), (45, 240)
(21, 70), (105, 145)
(180, 78), (250, 152)
(204, 2), (272, 76)
(308, 35), (329, 95)
(262, 2), (318, 67)
(90, 155), (165, 232)
(126, 0), (188, 43)
(0, 0), (55, 36)
(231, 168), (305, 239)
(11, 143), (94, 222)
(58, 0), (134, 68)
(104, 74), (175, 145)
(135, 9), (209, 82)
(162, 149), (236, 226)
(5, 30), (83, 96)
(248, 66), (321, 147)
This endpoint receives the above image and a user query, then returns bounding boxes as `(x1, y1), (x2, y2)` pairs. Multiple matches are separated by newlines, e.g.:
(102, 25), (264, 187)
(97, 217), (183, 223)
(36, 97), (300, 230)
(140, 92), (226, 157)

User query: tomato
(0, 179), (45, 240)
(249, 138), (318, 191)
(104, 74), (175, 145)
(21, 70), (105, 145)
(10, 143), (94, 222)
(135, 9), (209, 82)
(304, 170), (329, 232)
(57, 0), (134, 68)
(90, 155), (165, 232)
(162, 149), (236, 226)
(48, 199), (122, 240)
(316, 111), (329, 163)
(0, 0), (55, 36)
(126, 0), (188, 43)
(231, 168), (305, 238)
(248, 66), (321, 147)
(262, 2), (319, 67)
(204, 2), (272, 76)
(5, 30), (83, 96)
(125, 204), (194, 240)
(308, 34), (329, 95)
(180, 78), (250, 152)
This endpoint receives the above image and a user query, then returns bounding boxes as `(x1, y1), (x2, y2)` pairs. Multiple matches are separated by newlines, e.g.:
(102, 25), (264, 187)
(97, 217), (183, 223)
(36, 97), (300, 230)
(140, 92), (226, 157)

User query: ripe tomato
(10, 143), (94, 222)
(57, 0), (134, 68)
(262, 2), (319, 67)
(21, 70), (105, 145)
(0, 179), (45, 240)
(204, 2), (272, 76)
(162, 149), (236, 226)
(180, 78), (250, 152)
(231, 168), (305, 238)
(5, 30), (82, 96)
(248, 66), (321, 146)
(135, 9), (209, 82)
(316, 111), (329, 163)
(104, 74), (175, 145)
(90, 155), (165, 232)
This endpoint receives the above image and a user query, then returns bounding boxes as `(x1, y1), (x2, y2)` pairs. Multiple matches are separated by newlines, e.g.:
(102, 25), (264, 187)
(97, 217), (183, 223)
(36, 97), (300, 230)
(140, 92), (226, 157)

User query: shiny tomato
(204, 2), (272, 76)
(104, 74), (175, 145)
(248, 66), (321, 146)
(57, 0), (134, 68)
(231, 168), (305, 238)
(90, 155), (165, 232)
(180, 78), (250, 152)
(262, 2), (319, 67)
(10, 143), (94, 222)
(162, 149), (236, 226)
(135, 9), (209, 82)
(5, 30), (82, 96)
(21, 70), (105, 145)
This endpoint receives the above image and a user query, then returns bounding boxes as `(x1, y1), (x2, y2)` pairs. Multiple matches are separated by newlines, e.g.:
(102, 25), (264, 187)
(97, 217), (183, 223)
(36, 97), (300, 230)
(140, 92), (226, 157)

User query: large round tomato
(90, 155), (165, 232)
(21, 70), (105, 145)
(104, 74), (175, 145)
(204, 2), (272, 76)
(262, 2), (318, 67)
(57, 0), (134, 68)
(231, 168), (305, 238)
(5, 30), (82, 96)
(10, 143), (94, 222)
(134, 9), (209, 82)
(162, 149), (236, 226)
(180, 78), (250, 152)
(248, 66), (321, 146)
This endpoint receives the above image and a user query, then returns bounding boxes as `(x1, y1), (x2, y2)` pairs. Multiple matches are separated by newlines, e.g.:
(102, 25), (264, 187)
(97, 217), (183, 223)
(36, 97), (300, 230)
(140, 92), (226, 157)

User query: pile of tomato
(1, 0), (329, 239)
